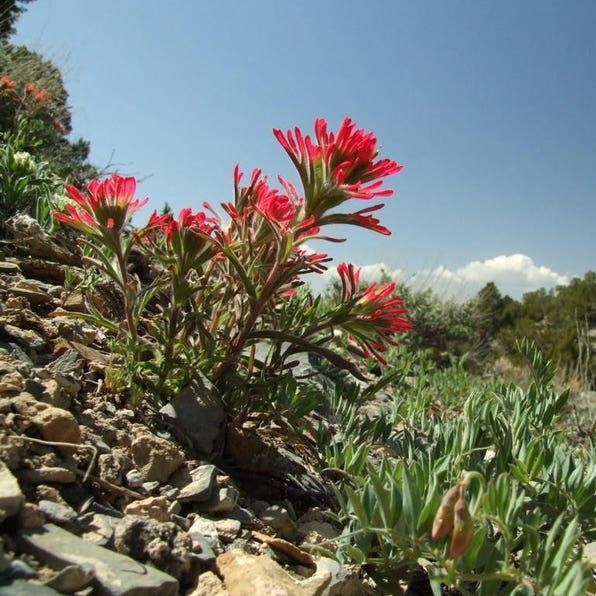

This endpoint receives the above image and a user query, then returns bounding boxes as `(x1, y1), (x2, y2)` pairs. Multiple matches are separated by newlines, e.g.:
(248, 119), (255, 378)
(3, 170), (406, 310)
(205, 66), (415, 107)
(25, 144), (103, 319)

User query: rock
(141, 481), (160, 494)
(215, 518), (241, 543)
(125, 469), (143, 488)
(6, 559), (36, 579)
(10, 284), (53, 306)
(178, 464), (217, 503)
(97, 450), (132, 485)
(0, 261), (21, 274)
(62, 290), (86, 313)
(0, 579), (61, 594)
(0, 325), (46, 351)
(114, 515), (193, 580)
(259, 504), (298, 541)
(37, 500), (77, 526)
(52, 372), (81, 398)
(130, 432), (184, 483)
(0, 461), (24, 522)
(124, 496), (170, 522)
(315, 557), (364, 595)
(188, 531), (217, 565)
(19, 503), (45, 528)
(37, 379), (70, 409)
(159, 374), (225, 456)
(18, 467), (76, 484)
(216, 549), (331, 596)
(81, 513), (120, 548)
(0, 371), (24, 393)
(199, 487), (239, 514)
(188, 516), (219, 545)
(298, 521), (340, 540)
(189, 570), (229, 596)
(32, 406), (81, 444)
(46, 349), (83, 375)
(45, 563), (95, 593)
(19, 523), (178, 595)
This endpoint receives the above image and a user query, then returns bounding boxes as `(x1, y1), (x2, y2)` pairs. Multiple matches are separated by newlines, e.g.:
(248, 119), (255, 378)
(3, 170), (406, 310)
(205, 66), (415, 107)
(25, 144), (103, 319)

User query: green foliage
(0, 41), (97, 185)
(0, 137), (64, 226)
(317, 342), (594, 594)
(0, 0), (34, 41)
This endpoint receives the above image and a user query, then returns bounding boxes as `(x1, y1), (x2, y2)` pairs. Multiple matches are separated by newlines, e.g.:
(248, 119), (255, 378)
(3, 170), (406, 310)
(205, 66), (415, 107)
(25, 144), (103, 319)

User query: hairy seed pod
(431, 484), (460, 541)
(449, 486), (474, 557)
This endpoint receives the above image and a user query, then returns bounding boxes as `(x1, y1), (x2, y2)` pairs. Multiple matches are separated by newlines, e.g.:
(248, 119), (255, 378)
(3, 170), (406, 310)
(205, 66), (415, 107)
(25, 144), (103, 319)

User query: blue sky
(13, 0), (596, 298)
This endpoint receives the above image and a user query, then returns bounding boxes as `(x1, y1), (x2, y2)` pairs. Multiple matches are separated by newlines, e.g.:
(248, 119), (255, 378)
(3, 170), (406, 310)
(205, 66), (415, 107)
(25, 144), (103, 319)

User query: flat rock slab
(0, 461), (24, 523)
(18, 524), (178, 596)
(0, 579), (60, 595)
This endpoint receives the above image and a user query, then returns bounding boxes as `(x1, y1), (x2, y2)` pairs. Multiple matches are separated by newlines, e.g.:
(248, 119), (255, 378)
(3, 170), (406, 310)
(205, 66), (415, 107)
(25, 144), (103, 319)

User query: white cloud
(316, 254), (571, 299)
(411, 254), (571, 299)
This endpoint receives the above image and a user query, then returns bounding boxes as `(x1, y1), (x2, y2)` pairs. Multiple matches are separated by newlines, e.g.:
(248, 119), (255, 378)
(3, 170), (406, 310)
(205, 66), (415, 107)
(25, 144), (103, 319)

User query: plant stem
(114, 241), (138, 349)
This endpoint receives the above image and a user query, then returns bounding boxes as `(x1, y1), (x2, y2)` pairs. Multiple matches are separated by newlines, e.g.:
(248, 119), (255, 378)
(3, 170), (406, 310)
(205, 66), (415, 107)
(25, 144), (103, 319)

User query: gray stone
(46, 350), (83, 375)
(188, 516), (219, 545)
(189, 532), (216, 565)
(315, 557), (364, 595)
(178, 465), (216, 503)
(6, 560), (36, 579)
(198, 487), (239, 514)
(159, 374), (225, 456)
(0, 579), (61, 595)
(0, 461), (24, 522)
(124, 469), (143, 488)
(259, 504), (298, 541)
(0, 325), (45, 351)
(45, 563), (95, 592)
(37, 501), (77, 526)
(18, 524), (178, 595)
(81, 513), (121, 548)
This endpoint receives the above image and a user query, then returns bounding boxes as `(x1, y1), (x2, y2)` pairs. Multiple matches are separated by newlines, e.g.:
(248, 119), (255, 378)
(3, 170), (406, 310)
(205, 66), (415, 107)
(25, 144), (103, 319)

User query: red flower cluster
(337, 262), (411, 362)
(24, 81), (49, 104)
(273, 117), (402, 236)
(55, 174), (148, 236)
(0, 74), (17, 91)
(143, 208), (217, 275)
(274, 117), (402, 200)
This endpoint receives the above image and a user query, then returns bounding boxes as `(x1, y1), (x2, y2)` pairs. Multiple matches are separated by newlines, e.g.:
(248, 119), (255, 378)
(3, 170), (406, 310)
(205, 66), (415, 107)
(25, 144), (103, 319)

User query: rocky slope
(0, 217), (376, 595)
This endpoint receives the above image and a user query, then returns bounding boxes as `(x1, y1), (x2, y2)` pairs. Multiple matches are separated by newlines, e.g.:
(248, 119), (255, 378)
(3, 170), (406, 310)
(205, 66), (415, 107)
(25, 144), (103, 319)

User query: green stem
(114, 241), (138, 349)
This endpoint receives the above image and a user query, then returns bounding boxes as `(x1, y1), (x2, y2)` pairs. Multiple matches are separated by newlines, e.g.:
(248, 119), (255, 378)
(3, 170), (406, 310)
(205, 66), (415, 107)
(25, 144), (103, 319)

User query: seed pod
(431, 484), (460, 541)
(449, 485), (474, 557)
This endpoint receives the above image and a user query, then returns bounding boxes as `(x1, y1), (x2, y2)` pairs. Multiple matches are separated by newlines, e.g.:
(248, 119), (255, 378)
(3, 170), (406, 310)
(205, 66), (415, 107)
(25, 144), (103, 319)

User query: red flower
(34, 89), (49, 103)
(0, 74), (17, 90)
(142, 208), (217, 275)
(273, 117), (402, 235)
(254, 182), (295, 224)
(336, 262), (411, 362)
(54, 174), (148, 236)
(274, 117), (402, 203)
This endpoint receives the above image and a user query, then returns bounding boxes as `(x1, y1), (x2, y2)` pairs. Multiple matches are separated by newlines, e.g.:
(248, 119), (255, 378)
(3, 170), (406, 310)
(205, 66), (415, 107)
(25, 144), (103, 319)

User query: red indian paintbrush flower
(55, 174), (148, 238)
(0, 74), (17, 90)
(142, 208), (217, 276)
(336, 262), (411, 362)
(273, 117), (402, 236)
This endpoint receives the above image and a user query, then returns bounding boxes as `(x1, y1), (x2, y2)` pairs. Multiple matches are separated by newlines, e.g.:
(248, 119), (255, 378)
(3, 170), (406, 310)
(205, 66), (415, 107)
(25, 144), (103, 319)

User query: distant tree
(0, 42), (97, 184)
(0, 0), (34, 40)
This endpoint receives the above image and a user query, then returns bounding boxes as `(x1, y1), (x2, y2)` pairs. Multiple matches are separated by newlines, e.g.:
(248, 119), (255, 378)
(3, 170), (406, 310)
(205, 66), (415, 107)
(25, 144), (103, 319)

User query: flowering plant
(54, 117), (410, 410)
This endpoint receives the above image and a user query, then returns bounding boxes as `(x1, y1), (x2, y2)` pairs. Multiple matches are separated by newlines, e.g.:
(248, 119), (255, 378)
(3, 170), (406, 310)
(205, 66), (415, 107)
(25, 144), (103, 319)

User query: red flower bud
(431, 484), (460, 541)
(449, 486), (474, 558)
